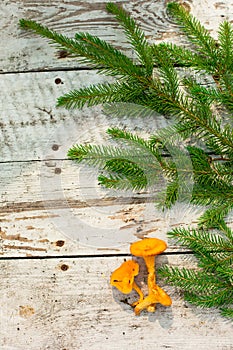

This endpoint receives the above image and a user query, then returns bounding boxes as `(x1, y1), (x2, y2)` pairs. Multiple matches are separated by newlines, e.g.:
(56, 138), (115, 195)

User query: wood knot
(56, 240), (65, 247)
(19, 305), (35, 318)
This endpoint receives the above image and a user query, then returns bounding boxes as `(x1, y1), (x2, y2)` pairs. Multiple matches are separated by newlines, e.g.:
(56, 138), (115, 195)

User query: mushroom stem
(132, 281), (144, 302)
(143, 255), (157, 313)
(143, 255), (156, 291)
(134, 293), (158, 316)
(131, 281), (144, 307)
(147, 304), (156, 313)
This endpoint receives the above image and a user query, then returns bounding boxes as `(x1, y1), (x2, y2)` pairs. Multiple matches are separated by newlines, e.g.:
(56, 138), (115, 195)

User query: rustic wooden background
(1, 0), (233, 349)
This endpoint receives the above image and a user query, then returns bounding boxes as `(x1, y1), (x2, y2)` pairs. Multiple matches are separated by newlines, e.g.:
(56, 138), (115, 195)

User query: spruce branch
(220, 308), (233, 318)
(68, 127), (172, 192)
(185, 289), (233, 309)
(19, 19), (145, 80)
(160, 226), (233, 314)
(167, 227), (233, 253)
(98, 159), (148, 191)
(218, 21), (233, 72)
(106, 2), (154, 75)
(167, 2), (219, 64)
(159, 259), (233, 313)
(56, 81), (145, 109)
(158, 266), (229, 294)
(197, 203), (233, 230)
(73, 31), (145, 78)
(19, 18), (81, 57)
(151, 42), (212, 71)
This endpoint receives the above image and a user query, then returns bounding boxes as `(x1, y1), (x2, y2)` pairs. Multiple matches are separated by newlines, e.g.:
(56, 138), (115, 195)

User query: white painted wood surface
(0, 256), (232, 350)
(1, 0), (233, 348)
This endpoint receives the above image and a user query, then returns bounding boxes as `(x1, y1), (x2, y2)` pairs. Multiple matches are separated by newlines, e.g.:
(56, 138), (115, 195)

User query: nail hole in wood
(55, 78), (63, 84)
(52, 144), (59, 151)
(61, 264), (69, 271)
(54, 168), (62, 174)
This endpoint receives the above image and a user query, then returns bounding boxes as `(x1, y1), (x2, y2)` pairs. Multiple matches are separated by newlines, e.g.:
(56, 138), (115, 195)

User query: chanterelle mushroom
(130, 238), (167, 290)
(130, 238), (172, 314)
(110, 260), (144, 305)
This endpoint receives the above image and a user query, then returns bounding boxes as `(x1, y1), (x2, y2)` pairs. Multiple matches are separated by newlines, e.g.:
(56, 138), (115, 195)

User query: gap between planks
(0, 250), (194, 261)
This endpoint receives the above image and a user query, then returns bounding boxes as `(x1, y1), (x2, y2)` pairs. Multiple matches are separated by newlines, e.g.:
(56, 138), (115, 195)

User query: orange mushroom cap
(130, 238), (167, 257)
(110, 260), (139, 294)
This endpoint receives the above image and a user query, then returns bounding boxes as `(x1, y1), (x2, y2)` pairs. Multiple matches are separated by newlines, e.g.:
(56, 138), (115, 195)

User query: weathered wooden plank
(1, 0), (233, 72)
(0, 255), (232, 350)
(0, 70), (168, 162)
(0, 159), (206, 256)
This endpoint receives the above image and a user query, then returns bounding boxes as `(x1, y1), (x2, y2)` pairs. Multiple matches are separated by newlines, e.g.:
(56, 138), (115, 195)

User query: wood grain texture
(1, 70), (108, 162)
(1, 70), (168, 162)
(1, 0), (232, 72)
(0, 256), (232, 350)
(0, 159), (206, 256)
